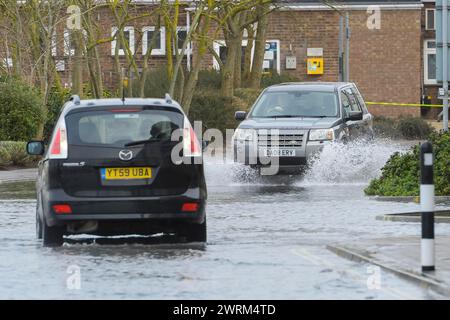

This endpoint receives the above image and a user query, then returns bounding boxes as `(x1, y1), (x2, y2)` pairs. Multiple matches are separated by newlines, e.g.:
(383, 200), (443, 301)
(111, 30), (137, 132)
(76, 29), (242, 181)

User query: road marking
(290, 247), (421, 300)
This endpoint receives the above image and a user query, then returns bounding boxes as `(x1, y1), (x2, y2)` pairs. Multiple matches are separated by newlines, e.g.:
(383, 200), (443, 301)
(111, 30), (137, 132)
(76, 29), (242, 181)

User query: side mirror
(235, 111), (247, 121)
(26, 141), (45, 156)
(345, 111), (363, 122)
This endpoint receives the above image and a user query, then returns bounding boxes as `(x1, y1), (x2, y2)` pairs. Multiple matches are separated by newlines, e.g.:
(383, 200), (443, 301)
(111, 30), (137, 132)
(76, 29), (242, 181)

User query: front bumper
(233, 140), (330, 168)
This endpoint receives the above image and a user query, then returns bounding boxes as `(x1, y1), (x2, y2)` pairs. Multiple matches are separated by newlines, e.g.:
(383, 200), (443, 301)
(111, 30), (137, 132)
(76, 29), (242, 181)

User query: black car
(27, 95), (207, 246)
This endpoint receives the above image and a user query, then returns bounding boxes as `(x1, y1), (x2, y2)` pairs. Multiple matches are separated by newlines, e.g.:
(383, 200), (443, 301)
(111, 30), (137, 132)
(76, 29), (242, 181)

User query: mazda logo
(119, 150), (133, 161)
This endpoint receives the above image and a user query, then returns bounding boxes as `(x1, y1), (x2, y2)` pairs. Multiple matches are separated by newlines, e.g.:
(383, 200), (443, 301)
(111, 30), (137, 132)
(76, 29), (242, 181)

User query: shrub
(233, 88), (262, 112)
(197, 70), (222, 90)
(260, 72), (299, 88)
(365, 131), (450, 196)
(43, 88), (72, 142)
(397, 117), (433, 140)
(0, 79), (45, 141)
(189, 90), (239, 133)
(373, 116), (434, 140)
(131, 67), (170, 99)
(0, 141), (38, 168)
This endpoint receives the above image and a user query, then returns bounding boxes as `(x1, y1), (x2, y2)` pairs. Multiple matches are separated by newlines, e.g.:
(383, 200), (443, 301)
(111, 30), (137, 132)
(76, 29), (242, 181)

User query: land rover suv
(233, 82), (373, 174)
(27, 95), (207, 246)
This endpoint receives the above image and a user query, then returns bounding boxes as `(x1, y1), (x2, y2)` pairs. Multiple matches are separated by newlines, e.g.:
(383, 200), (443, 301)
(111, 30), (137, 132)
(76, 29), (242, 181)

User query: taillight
(49, 119), (68, 159)
(52, 204), (72, 214)
(182, 202), (199, 212)
(183, 117), (201, 157)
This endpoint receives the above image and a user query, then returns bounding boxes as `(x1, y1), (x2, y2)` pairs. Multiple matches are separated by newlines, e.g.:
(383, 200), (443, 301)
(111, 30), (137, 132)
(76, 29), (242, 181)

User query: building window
(212, 39), (280, 74)
(424, 40), (437, 85)
(426, 9), (435, 31)
(111, 26), (135, 56)
(175, 27), (191, 55)
(142, 27), (165, 55)
(52, 31), (57, 56)
(64, 30), (87, 56)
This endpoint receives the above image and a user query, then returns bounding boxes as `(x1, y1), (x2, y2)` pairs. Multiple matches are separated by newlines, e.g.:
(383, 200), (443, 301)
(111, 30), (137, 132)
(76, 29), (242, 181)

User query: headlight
(234, 128), (256, 141)
(309, 128), (335, 141)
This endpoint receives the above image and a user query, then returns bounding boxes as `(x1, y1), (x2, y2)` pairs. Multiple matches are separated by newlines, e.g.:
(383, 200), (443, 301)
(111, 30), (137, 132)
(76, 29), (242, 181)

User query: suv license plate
(262, 149), (296, 157)
(101, 167), (152, 180)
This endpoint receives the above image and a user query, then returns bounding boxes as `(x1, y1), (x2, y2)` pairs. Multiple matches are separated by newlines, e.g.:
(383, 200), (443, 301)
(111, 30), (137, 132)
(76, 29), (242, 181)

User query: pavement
(328, 236), (450, 296)
(377, 210), (450, 223)
(0, 168), (37, 183)
(427, 120), (450, 131)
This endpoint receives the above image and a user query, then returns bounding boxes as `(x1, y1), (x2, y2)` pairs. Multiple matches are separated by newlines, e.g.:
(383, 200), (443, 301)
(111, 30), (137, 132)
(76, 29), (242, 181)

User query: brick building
(2, 0), (430, 118)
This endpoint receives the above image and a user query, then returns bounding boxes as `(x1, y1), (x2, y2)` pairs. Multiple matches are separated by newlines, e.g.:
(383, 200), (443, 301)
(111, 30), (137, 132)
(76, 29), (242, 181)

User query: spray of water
(301, 139), (413, 185)
(203, 139), (414, 187)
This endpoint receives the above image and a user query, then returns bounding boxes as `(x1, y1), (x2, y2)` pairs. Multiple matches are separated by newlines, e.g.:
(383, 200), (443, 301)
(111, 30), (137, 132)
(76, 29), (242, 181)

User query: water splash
(301, 139), (414, 185)
(203, 140), (415, 187)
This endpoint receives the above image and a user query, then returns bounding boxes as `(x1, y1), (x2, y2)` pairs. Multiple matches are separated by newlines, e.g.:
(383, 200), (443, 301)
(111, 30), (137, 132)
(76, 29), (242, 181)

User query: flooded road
(1, 140), (449, 299)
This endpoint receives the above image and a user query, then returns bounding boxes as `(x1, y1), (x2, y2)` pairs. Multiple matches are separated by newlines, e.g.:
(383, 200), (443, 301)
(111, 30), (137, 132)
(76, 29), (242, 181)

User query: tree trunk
(249, 5), (270, 89)
(221, 35), (239, 98)
(71, 31), (83, 96)
(242, 25), (255, 84)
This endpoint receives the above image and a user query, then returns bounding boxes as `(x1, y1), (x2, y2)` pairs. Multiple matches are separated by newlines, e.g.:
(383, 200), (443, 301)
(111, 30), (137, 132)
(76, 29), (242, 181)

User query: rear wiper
(124, 139), (162, 147)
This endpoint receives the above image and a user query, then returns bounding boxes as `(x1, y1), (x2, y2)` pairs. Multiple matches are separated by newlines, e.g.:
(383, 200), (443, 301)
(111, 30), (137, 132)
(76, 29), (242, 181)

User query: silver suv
(233, 82), (374, 174)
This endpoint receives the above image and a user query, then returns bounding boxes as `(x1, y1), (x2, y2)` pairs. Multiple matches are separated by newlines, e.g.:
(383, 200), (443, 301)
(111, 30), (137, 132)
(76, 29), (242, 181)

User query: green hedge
(0, 79), (44, 141)
(373, 117), (434, 140)
(365, 131), (450, 196)
(0, 141), (38, 168)
(43, 88), (72, 142)
(189, 90), (238, 133)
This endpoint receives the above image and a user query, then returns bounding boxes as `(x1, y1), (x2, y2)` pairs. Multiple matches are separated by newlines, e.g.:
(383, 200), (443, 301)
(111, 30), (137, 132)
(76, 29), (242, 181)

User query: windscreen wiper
(124, 139), (162, 147)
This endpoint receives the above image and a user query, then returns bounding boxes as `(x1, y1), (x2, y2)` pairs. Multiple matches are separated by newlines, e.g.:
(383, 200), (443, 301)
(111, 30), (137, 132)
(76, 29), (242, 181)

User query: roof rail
(69, 95), (81, 105)
(165, 93), (173, 104)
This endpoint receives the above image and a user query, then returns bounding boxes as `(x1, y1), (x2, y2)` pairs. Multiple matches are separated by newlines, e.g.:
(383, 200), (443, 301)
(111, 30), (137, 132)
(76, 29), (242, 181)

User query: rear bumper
(42, 187), (206, 227)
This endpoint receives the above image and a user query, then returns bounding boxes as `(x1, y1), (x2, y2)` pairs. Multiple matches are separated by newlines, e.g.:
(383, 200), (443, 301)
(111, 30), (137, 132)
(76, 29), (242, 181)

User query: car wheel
(42, 216), (64, 247)
(36, 209), (42, 240)
(181, 219), (207, 243)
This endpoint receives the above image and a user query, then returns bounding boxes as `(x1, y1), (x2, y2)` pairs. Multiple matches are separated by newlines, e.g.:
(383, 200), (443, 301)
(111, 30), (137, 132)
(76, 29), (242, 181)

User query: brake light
(182, 202), (199, 212)
(52, 204), (72, 214)
(109, 108), (141, 113)
(183, 117), (201, 157)
(49, 119), (68, 159)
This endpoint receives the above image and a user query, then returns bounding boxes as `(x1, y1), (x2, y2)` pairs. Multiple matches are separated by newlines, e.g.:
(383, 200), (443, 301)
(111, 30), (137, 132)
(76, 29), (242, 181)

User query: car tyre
(36, 209), (42, 240)
(42, 216), (64, 247)
(181, 219), (207, 243)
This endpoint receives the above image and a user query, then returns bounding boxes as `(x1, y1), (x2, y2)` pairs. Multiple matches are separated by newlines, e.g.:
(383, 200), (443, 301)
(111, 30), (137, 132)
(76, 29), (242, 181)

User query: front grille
(257, 132), (305, 148)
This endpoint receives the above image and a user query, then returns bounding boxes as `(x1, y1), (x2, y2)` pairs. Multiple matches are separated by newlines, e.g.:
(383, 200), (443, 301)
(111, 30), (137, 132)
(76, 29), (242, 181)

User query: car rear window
(66, 107), (183, 147)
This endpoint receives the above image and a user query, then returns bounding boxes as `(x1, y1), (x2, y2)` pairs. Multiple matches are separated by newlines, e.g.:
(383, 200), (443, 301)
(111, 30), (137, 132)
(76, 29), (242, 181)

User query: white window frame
(175, 26), (192, 55)
(64, 29), (88, 56)
(111, 26), (135, 56)
(212, 39), (280, 74)
(142, 26), (166, 56)
(424, 39), (437, 85)
(64, 30), (75, 56)
(426, 8), (436, 31)
(51, 31), (57, 56)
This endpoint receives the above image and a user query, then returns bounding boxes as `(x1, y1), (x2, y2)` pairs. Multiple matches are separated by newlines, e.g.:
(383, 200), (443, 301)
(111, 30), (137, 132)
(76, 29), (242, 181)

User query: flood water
(1, 140), (449, 299)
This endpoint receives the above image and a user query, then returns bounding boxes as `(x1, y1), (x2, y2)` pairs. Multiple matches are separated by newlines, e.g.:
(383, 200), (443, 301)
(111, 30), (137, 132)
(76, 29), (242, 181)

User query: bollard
(420, 141), (435, 272)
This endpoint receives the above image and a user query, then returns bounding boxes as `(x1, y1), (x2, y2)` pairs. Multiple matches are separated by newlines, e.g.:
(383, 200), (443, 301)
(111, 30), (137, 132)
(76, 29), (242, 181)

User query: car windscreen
(250, 90), (339, 118)
(66, 107), (183, 147)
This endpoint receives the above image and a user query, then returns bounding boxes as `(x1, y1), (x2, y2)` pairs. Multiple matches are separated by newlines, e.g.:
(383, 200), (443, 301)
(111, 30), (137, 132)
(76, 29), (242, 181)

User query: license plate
(101, 167), (152, 180)
(261, 149), (296, 157)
